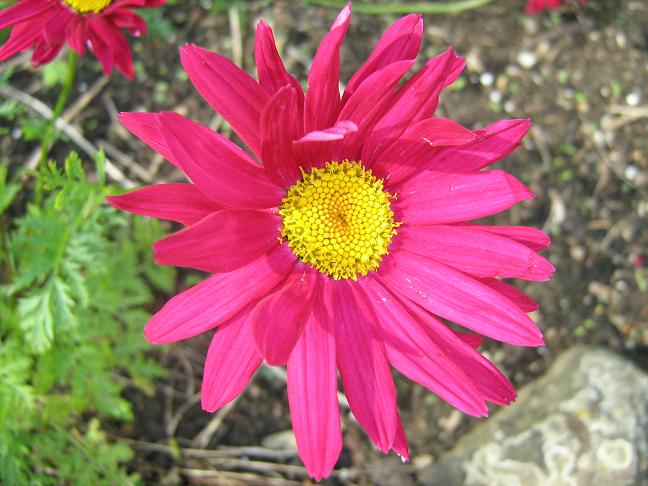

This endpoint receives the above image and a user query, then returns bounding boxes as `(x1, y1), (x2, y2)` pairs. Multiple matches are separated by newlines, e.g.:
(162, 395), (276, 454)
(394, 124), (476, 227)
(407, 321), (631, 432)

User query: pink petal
(525, 0), (561, 14)
(107, 9), (147, 35)
(106, 183), (222, 226)
(41, 9), (70, 45)
(119, 112), (175, 166)
(368, 117), (477, 184)
(260, 86), (303, 187)
(478, 225), (551, 251)
(304, 4), (351, 132)
(287, 287), (342, 480)
(378, 251), (544, 346)
(431, 119), (532, 173)
(31, 40), (64, 65)
(342, 14), (423, 104)
(362, 49), (464, 161)
(251, 267), (317, 365)
(399, 224), (554, 281)
(88, 15), (134, 78)
(111, 30), (135, 79)
(337, 60), (414, 160)
(156, 112), (285, 209)
(392, 415), (409, 461)
(254, 19), (305, 118)
(454, 332), (483, 349)
(0, 0), (50, 30)
(153, 210), (281, 274)
(293, 121), (358, 170)
(333, 279), (398, 452)
(144, 245), (295, 344)
(65, 15), (88, 54)
(478, 278), (539, 313)
(0, 15), (52, 62)
(87, 18), (115, 76)
(361, 278), (488, 416)
(397, 296), (517, 406)
(395, 170), (534, 224)
(180, 44), (269, 157)
(202, 311), (262, 412)
(297, 120), (358, 142)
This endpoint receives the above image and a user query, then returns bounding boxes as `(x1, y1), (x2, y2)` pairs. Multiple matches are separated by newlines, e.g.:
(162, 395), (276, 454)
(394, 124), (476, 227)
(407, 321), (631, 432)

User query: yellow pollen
(279, 160), (399, 281)
(62, 0), (112, 13)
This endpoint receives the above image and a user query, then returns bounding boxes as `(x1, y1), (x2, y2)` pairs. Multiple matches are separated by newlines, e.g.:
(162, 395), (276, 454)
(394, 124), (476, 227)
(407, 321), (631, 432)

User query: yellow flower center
(279, 161), (399, 281)
(62, 0), (112, 13)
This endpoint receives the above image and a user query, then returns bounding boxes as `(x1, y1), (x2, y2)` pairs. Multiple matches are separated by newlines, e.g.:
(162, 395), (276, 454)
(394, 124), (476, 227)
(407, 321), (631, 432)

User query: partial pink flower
(525, 0), (587, 14)
(109, 4), (554, 479)
(0, 0), (165, 78)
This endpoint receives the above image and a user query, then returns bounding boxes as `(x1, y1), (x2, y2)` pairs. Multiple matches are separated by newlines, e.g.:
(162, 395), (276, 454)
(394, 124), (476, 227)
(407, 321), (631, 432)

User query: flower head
(525, 0), (587, 14)
(109, 4), (554, 478)
(0, 0), (165, 78)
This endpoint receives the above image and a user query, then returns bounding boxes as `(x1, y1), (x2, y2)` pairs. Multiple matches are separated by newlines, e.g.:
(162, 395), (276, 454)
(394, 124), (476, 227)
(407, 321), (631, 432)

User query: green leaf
(301, 0), (495, 14)
(0, 166), (20, 215)
(51, 278), (77, 332)
(20, 117), (49, 141)
(137, 7), (176, 39)
(94, 149), (106, 186)
(18, 284), (55, 353)
(0, 100), (25, 121)
(42, 60), (69, 88)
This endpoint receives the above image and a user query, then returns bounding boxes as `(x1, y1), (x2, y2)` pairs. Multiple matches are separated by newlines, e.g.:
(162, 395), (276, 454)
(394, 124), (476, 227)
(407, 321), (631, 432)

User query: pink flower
(0, 0), (165, 78)
(108, 5), (553, 479)
(525, 0), (587, 14)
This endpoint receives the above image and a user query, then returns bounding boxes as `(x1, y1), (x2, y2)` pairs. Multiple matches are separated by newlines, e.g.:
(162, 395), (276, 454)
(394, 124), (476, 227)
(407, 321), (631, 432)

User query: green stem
(302, 0), (495, 14)
(38, 50), (78, 167)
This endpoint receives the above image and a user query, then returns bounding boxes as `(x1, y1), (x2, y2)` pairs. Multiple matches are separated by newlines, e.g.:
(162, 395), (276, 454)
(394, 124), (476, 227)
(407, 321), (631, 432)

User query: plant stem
(302, 0), (495, 14)
(39, 50), (78, 167)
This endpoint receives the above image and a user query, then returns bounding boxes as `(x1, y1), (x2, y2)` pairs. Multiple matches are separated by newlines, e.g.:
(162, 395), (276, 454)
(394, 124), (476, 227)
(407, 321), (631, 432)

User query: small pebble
(518, 51), (537, 69)
(615, 280), (629, 292)
(480, 72), (495, 87)
(489, 90), (503, 104)
(624, 165), (638, 181)
(615, 32), (628, 48)
(626, 91), (641, 106)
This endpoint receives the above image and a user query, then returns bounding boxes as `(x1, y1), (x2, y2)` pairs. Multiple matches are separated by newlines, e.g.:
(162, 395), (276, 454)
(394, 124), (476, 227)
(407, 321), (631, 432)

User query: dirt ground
(5, 0), (648, 483)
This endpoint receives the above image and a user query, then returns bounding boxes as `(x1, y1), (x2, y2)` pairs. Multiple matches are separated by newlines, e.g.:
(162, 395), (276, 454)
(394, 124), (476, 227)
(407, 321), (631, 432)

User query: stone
(260, 429), (297, 451)
(418, 347), (648, 486)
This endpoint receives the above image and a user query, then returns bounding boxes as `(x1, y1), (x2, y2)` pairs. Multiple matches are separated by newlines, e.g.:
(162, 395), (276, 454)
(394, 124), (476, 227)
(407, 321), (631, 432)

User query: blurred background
(1, 0), (647, 484)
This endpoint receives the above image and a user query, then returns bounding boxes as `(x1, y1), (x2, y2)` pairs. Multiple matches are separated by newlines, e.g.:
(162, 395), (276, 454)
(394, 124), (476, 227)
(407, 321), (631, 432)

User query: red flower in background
(525, 0), (588, 14)
(0, 0), (165, 78)
(109, 4), (554, 479)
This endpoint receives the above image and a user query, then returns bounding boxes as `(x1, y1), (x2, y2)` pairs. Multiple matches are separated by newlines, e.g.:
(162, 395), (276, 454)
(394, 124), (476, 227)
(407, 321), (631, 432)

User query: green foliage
(1, 152), (173, 484)
(137, 3), (177, 40)
(19, 117), (49, 141)
(301, 0), (496, 14)
(42, 60), (70, 88)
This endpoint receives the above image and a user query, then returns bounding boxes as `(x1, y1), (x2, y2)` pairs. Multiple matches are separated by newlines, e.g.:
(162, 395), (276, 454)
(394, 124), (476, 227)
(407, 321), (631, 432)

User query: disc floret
(279, 160), (399, 280)
(62, 0), (112, 13)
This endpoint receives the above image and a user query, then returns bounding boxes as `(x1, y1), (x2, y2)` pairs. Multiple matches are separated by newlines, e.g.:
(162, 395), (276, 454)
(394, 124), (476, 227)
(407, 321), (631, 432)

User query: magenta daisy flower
(0, 0), (165, 78)
(108, 4), (553, 478)
(525, 0), (587, 14)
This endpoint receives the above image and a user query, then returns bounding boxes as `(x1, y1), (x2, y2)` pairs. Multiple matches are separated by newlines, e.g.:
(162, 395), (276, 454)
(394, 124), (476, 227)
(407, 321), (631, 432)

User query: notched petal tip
(529, 253), (556, 281)
(143, 323), (165, 345)
(333, 2), (352, 27)
(504, 173), (536, 201)
(104, 194), (120, 207)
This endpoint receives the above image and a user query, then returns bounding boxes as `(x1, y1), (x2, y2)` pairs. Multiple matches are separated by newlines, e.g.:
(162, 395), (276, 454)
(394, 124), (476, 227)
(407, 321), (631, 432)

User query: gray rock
(418, 347), (648, 486)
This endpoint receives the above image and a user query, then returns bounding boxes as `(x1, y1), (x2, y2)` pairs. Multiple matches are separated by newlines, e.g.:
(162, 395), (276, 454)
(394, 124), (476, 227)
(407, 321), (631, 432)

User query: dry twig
(0, 84), (134, 187)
